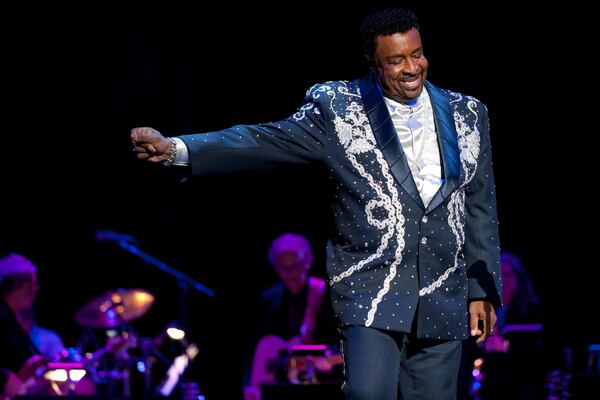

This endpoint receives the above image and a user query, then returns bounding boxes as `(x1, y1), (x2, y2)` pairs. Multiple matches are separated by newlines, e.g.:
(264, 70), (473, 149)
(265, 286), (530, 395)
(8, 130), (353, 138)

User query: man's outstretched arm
(131, 90), (330, 175)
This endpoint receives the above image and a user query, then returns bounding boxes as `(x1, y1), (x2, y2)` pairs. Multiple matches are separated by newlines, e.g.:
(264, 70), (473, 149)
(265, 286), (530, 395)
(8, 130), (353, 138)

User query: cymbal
(76, 288), (154, 328)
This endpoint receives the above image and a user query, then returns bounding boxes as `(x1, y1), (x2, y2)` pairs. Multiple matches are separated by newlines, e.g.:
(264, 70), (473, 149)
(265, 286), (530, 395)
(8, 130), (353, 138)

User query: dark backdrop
(2, 2), (595, 398)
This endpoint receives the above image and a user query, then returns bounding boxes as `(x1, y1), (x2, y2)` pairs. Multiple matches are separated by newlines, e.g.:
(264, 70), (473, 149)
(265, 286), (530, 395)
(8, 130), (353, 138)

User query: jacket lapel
(424, 81), (461, 213)
(359, 72), (425, 210)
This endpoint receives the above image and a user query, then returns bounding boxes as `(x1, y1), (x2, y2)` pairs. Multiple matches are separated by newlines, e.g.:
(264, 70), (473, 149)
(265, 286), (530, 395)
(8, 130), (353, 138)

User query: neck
(4, 294), (34, 333)
(16, 310), (34, 333)
(286, 276), (307, 296)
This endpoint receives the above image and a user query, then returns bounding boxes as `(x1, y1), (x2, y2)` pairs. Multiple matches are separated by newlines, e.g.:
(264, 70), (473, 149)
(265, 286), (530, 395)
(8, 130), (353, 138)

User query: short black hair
(360, 8), (420, 61)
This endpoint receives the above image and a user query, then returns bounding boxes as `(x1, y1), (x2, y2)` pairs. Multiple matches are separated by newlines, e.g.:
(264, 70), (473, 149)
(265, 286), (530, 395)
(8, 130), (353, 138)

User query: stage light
(44, 366), (87, 382)
(167, 327), (186, 340)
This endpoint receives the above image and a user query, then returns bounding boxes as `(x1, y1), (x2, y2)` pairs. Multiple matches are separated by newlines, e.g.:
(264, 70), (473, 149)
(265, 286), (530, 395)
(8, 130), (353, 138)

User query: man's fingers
(134, 143), (159, 155)
(141, 142), (158, 154)
(131, 127), (169, 164)
(136, 152), (163, 163)
(131, 127), (148, 141)
(474, 319), (486, 343)
(476, 314), (494, 344)
(134, 138), (166, 163)
(481, 304), (495, 341)
(469, 301), (497, 344)
(131, 127), (157, 144)
(470, 312), (481, 337)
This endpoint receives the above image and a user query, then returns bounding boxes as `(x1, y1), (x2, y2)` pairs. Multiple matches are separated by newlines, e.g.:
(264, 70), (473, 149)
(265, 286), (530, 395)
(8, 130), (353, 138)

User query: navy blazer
(181, 73), (501, 340)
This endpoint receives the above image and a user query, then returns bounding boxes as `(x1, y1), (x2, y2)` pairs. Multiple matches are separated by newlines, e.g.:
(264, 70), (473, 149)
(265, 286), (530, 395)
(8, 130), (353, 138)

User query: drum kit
(40, 288), (192, 399)
(24, 233), (212, 399)
(74, 288), (155, 329)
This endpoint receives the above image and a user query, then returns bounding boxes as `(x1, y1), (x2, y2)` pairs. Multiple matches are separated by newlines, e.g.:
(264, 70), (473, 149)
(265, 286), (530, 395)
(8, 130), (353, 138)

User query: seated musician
(243, 233), (340, 400)
(0, 252), (64, 398)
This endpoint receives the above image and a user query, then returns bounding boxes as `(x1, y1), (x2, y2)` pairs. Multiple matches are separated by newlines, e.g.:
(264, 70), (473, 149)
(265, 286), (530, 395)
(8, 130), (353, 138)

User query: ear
(365, 55), (377, 72)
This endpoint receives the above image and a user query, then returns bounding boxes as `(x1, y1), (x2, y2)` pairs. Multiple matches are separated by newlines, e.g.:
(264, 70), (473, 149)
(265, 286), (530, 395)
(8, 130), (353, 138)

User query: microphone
(95, 230), (140, 244)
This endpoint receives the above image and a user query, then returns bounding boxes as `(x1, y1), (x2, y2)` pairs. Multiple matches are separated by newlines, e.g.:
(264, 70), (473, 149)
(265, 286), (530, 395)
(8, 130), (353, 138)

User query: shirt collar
(384, 86), (428, 118)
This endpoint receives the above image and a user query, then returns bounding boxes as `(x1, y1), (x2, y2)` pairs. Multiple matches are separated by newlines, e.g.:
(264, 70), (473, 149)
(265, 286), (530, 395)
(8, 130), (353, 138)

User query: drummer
(1, 253), (64, 397)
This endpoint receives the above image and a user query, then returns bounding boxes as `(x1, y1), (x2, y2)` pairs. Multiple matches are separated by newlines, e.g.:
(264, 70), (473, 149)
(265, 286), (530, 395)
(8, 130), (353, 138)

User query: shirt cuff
(172, 137), (190, 166)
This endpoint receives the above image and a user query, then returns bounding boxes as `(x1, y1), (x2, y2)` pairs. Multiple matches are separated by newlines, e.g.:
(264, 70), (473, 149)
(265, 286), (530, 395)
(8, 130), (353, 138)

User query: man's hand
(131, 127), (172, 163)
(469, 300), (497, 344)
(17, 355), (46, 383)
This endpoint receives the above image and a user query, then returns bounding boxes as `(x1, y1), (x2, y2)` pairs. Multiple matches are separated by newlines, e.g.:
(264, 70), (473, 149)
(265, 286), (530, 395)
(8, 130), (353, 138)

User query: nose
(401, 58), (418, 75)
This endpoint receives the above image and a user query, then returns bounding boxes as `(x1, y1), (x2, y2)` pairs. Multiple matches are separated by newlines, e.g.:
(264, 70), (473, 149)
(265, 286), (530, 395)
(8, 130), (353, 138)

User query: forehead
(274, 249), (305, 260)
(273, 250), (307, 268)
(375, 28), (422, 55)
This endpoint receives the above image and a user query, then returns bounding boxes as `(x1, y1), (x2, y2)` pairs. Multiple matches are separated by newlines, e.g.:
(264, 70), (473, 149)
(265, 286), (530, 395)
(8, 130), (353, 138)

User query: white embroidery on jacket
(325, 85), (406, 327)
(419, 92), (482, 296)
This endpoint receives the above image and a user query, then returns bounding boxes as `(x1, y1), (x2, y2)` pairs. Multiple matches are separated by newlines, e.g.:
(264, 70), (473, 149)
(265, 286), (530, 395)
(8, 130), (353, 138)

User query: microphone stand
(100, 238), (213, 396)
(116, 239), (214, 340)
(116, 240), (215, 298)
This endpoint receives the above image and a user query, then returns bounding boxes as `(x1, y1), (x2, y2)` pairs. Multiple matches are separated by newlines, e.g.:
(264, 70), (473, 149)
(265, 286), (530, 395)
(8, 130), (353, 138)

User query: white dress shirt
(172, 137), (190, 166)
(383, 87), (443, 207)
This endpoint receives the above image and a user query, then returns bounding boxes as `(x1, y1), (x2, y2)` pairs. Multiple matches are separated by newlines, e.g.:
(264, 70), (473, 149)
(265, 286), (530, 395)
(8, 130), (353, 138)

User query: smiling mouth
(399, 76), (422, 90)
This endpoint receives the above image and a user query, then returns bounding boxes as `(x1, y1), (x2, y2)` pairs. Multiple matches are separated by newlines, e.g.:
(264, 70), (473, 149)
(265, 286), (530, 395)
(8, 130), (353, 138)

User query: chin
(407, 87), (424, 99)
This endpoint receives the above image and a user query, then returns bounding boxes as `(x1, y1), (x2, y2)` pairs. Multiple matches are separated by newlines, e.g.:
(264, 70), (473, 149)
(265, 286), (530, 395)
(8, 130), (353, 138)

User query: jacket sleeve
(179, 90), (329, 176)
(463, 106), (502, 308)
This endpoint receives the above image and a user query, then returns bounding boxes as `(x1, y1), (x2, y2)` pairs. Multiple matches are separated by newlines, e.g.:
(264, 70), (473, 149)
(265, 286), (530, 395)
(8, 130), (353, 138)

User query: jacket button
(421, 237), (427, 244)
(422, 216), (428, 223)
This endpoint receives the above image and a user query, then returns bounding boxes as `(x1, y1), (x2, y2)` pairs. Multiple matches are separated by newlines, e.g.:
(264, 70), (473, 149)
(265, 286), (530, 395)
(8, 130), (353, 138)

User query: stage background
(2, 2), (595, 398)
